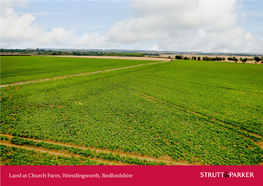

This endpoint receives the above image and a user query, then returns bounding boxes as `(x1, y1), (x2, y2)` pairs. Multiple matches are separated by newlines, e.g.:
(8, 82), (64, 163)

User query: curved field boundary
(130, 90), (263, 147)
(0, 141), (127, 165)
(0, 61), (171, 88)
(0, 134), (194, 165)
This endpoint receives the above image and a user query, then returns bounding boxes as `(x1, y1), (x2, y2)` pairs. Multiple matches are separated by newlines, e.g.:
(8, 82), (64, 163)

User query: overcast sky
(1, 0), (263, 52)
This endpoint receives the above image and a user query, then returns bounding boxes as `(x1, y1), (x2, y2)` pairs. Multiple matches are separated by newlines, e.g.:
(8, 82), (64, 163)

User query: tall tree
(254, 56), (261, 63)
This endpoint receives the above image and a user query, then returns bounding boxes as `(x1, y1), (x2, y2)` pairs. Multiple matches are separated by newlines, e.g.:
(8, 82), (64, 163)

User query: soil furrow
(0, 141), (129, 165)
(0, 134), (193, 165)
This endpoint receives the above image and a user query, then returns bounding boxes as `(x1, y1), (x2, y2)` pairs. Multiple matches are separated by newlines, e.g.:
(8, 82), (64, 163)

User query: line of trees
(176, 55), (226, 61)
(203, 57), (226, 61)
(0, 49), (145, 57)
(69, 51), (145, 57)
(253, 56), (262, 63)
(174, 55), (263, 63)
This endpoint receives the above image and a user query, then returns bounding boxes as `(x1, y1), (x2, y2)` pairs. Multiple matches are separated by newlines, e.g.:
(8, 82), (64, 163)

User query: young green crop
(0, 135), (9, 141)
(0, 145), (104, 165)
(9, 137), (165, 165)
(1, 56), (160, 84)
(124, 61), (263, 136)
(1, 58), (262, 165)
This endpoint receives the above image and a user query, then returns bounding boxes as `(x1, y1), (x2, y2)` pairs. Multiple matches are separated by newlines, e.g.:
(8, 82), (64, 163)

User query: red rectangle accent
(1, 166), (262, 186)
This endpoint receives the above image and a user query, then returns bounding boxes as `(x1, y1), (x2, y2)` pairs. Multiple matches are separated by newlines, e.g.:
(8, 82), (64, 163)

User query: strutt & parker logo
(200, 171), (254, 178)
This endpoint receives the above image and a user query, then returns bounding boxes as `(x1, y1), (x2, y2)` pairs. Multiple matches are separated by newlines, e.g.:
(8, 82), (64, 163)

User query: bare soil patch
(50, 55), (170, 61)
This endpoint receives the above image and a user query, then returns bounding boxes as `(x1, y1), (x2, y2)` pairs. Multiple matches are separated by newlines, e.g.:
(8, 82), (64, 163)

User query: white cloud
(130, 0), (238, 29)
(1, 0), (263, 52)
(102, 0), (263, 52)
(177, 27), (247, 52)
(38, 28), (75, 46)
(106, 17), (159, 43)
(0, 7), (41, 47)
(73, 32), (116, 49)
(245, 33), (255, 40)
(150, 44), (159, 51)
(0, 0), (28, 10)
(0, 0), (74, 48)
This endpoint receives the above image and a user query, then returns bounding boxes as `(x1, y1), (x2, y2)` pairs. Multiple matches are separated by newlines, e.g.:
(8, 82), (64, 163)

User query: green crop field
(1, 56), (263, 165)
(0, 145), (104, 165)
(0, 56), (159, 85)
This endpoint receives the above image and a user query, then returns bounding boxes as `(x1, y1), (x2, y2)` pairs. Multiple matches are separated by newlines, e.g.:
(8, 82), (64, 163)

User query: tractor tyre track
(130, 90), (263, 149)
(0, 134), (194, 165)
(0, 141), (129, 165)
(0, 61), (171, 88)
(0, 87), (12, 100)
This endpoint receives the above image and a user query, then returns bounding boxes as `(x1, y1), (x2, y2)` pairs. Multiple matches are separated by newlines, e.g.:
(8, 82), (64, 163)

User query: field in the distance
(0, 56), (163, 85)
(1, 56), (263, 165)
